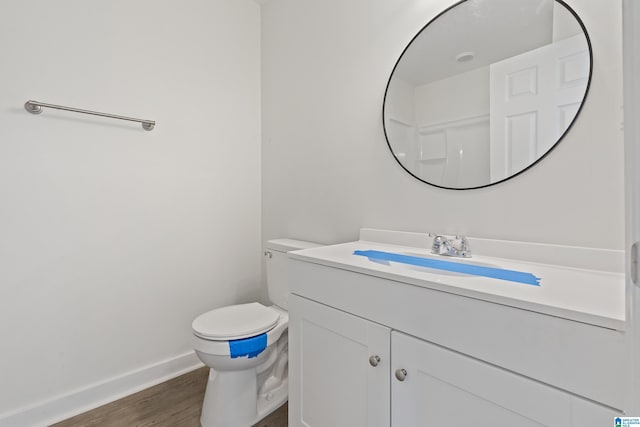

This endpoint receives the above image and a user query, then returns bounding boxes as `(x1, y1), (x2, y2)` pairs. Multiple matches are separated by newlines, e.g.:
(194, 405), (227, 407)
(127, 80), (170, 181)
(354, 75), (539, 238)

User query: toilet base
(255, 377), (288, 423)
(199, 369), (288, 427)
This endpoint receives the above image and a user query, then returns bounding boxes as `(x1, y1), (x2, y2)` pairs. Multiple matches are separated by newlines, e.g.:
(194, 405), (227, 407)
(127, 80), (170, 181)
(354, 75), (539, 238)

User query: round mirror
(383, 0), (592, 190)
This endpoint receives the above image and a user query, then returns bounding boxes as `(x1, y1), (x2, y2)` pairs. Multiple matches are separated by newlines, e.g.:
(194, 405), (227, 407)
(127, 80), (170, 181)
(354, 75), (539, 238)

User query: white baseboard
(0, 351), (204, 427)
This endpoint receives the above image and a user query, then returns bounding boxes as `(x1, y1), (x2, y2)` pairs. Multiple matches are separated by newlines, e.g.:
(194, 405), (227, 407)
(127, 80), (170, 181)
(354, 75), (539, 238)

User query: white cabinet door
(391, 331), (572, 427)
(289, 294), (391, 427)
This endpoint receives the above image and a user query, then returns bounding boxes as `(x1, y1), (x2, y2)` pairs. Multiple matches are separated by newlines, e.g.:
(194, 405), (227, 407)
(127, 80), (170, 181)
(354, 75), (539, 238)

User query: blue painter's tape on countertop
(353, 250), (541, 286)
(229, 333), (267, 358)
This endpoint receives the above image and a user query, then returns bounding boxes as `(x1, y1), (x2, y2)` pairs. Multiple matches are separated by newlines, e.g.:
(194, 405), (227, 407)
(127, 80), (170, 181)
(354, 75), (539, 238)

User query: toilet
(192, 239), (320, 427)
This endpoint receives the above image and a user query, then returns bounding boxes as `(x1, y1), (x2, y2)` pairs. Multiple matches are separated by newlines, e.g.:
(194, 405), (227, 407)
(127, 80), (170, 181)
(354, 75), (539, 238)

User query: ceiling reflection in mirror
(383, 0), (592, 189)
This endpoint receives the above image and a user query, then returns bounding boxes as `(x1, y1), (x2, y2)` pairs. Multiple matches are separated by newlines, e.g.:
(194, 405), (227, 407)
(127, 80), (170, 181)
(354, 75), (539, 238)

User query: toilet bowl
(192, 239), (320, 427)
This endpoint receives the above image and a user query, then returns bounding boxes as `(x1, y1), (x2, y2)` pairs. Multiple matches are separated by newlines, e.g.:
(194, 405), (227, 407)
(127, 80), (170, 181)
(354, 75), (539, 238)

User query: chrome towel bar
(24, 100), (155, 131)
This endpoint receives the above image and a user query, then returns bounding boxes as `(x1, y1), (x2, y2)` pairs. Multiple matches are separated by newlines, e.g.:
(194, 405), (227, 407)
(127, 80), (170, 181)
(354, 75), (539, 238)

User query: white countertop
(289, 240), (626, 330)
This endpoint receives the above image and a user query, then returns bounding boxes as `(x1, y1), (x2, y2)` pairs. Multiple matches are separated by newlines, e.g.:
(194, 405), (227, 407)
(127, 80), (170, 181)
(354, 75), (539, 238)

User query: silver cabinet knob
(264, 251), (272, 258)
(395, 368), (407, 381)
(369, 355), (381, 367)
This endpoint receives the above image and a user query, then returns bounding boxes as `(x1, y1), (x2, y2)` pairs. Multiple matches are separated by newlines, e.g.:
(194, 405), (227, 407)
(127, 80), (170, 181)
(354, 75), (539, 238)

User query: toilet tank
(265, 238), (321, 310)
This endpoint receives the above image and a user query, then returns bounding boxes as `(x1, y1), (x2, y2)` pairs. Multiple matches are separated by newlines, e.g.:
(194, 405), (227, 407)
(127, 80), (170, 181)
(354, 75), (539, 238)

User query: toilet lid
(192, 302), (280, 340)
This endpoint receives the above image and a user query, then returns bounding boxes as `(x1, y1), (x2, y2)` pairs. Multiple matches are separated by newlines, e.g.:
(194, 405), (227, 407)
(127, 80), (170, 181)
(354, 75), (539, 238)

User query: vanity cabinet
(288, 294), (390, 427)
(289, 294), (619, 427)
(286, 228), (627, 426)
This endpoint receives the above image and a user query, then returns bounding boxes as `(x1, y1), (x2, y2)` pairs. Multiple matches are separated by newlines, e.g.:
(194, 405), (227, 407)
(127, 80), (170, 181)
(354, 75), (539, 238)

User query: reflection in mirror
(383, 0), (591, 189)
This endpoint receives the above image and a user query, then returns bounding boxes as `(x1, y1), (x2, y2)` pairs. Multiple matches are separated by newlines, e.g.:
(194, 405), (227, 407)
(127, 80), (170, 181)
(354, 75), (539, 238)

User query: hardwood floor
(52, 367), (288, 427)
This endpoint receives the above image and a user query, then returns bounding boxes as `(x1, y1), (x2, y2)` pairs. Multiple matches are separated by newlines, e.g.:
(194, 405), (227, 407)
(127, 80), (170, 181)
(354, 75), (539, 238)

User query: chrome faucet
(429, 233), (471, 258)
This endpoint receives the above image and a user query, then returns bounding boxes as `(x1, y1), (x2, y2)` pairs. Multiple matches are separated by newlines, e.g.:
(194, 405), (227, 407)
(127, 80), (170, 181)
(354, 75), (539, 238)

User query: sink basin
(367, 251), (498, 277)
(404, 251), (499, 270)
(367, 257), (466, 276)
(398, 252), (500, 277)
(353, 250), (540, 286)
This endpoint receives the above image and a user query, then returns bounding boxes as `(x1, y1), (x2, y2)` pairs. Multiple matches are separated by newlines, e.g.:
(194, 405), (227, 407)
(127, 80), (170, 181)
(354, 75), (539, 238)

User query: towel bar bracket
(24, 101), (42, 115)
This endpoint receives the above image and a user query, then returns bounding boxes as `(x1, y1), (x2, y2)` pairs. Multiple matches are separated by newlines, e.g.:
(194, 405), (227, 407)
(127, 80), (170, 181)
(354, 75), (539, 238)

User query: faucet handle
(455, 235), (468, 245)
(454, 235), (471, 256)
(429, 234), (444, 254)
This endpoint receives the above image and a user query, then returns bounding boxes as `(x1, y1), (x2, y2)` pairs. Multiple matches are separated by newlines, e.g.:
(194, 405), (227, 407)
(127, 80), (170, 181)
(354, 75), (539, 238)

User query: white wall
(261, 0), (623, 249)
(414, 66), (490, 126)
(0, 0), (261, 424)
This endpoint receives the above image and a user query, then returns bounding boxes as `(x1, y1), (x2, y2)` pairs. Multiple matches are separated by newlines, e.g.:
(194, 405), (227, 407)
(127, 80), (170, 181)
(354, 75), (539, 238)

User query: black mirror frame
(382, 0), (593, 190)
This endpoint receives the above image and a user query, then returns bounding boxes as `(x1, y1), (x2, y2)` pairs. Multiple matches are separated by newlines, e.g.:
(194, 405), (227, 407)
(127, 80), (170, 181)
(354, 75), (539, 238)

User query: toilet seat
(193, 307), (288, 358)
(192, 302), (281, 341)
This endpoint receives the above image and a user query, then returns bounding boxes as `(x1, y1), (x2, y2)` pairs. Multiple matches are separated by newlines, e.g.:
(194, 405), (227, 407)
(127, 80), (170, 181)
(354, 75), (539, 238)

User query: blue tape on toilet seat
(229, 333), (268, 358)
